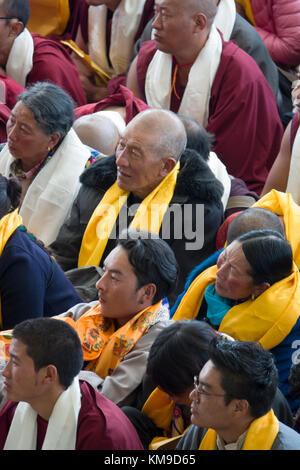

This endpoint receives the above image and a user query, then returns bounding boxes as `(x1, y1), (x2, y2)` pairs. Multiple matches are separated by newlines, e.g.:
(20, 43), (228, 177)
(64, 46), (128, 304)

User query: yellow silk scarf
(253, 190), (300, 269)
(199, 409), (279, 450)
(172, 265), (217, 322)
(64, 301), (162, 379)
(173, 262), (300, 351)
(0, 210), (23, 329)
(27, 0), (70, 37)
(60, 40), (111, 85)
(78, 161), (180, 268)
(235, 0), (256, 25)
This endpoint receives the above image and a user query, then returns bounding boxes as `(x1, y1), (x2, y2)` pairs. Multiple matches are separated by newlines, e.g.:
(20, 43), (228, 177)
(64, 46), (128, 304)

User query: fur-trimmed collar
(80, 148), (224, 204)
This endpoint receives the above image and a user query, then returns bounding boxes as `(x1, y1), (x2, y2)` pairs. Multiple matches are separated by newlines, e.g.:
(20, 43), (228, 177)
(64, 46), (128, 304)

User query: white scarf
(88, 0), (147, 77)
(286, 125), (300, 205)
(145, 25), (222, 127)
(214, 0), (236, 41)
(208, 151), (231, 210)
(0, 128), (90, 245)
(6, 28), (34, 88)
(4, 377), (81, 450)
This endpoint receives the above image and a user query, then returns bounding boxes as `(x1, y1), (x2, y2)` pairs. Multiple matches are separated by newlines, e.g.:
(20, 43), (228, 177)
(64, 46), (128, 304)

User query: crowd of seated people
(0, 0), (300, 451)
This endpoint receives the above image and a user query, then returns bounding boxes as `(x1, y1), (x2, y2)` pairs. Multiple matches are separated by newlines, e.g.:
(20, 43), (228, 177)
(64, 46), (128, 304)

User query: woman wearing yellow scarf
(178, 338), (300, 450)
(173, 228), (300, 414)
(0, 175), (82, 330)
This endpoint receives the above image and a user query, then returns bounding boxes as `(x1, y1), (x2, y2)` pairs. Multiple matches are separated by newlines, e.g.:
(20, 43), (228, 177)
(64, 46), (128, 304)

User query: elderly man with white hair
(51, 108), (224, 305)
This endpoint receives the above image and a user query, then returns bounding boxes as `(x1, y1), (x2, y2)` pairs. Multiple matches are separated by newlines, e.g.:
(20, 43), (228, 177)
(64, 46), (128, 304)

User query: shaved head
(167, 0), (217, 25)
(227, 208), (285, 245)
(186, 0), (217, 23)
(73, 113), (121, 155)
(126, 109), (187, 162)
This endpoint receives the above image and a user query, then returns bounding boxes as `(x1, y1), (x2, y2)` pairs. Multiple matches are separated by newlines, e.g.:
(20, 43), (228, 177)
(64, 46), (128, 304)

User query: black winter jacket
(51, 148), (224, 305)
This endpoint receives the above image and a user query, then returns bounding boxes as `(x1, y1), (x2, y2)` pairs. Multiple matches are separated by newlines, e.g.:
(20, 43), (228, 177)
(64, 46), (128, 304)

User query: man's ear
(232, 398), (250, 416)
(139, 283), (157, 305)
(41, 365), (59, 385)
(160, 157), (177, 177)
(8, 19), (24, 39)
(194, 12), (207, 31)
(252, 281), (270, 299)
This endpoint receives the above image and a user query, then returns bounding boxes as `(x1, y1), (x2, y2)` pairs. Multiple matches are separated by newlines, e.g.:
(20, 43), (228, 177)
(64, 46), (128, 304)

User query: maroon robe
(0, 380), (144, 450)
(135, 39), (284, 194)
(26, 33), (87, 107)
(0, 76), (24, 142)
(0, 104), (10, 143)
(0, 74), (25, 109)
(75, 84), (150, 124)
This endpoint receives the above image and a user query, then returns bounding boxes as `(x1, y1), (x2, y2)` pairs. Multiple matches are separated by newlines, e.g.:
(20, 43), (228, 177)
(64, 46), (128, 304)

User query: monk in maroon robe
(75, 0), (155, 101)
(0, 0), (86, 107)
(126, 0), (283, 194)
(0, 380), (144, 450)
(0, 317), (143, 450)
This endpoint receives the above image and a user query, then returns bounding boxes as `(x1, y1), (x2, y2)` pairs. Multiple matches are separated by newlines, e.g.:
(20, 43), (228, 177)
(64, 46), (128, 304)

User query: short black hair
(13, 318), (83, 388)
(289, 361), (300, 399)
(147, 320), (217, 395)
(117, 229), (178, 304)
(0, 174), (21, 218)
(2, 0), (30, 27)
(179, 114), (215, 161)
(209, 337), (278, 419)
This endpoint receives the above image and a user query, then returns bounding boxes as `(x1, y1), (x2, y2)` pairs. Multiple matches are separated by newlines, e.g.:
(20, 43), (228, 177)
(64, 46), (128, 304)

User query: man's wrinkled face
(115, 121), (167, 199)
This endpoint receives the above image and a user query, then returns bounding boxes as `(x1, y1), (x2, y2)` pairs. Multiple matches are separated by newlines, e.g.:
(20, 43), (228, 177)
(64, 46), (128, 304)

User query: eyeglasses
(193, 375), (227, 399)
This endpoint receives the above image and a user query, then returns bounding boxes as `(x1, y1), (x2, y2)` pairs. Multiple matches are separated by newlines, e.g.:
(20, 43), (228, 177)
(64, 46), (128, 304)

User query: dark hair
(289, 362), (300, 399)
(178, 114), (215, 161)
(227, 208), (285, 245)
(2, 0), (30, 27)
(117, 229), (178, 304)
(0, 174), (53, 254)
(0, 174), (21, 218)
(17, 82), (74, 141)
(13, 318), (83, 388)
(147, 320), (217, 395)
(236, 229), (293, 286)
(209, 337), (278, 419)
